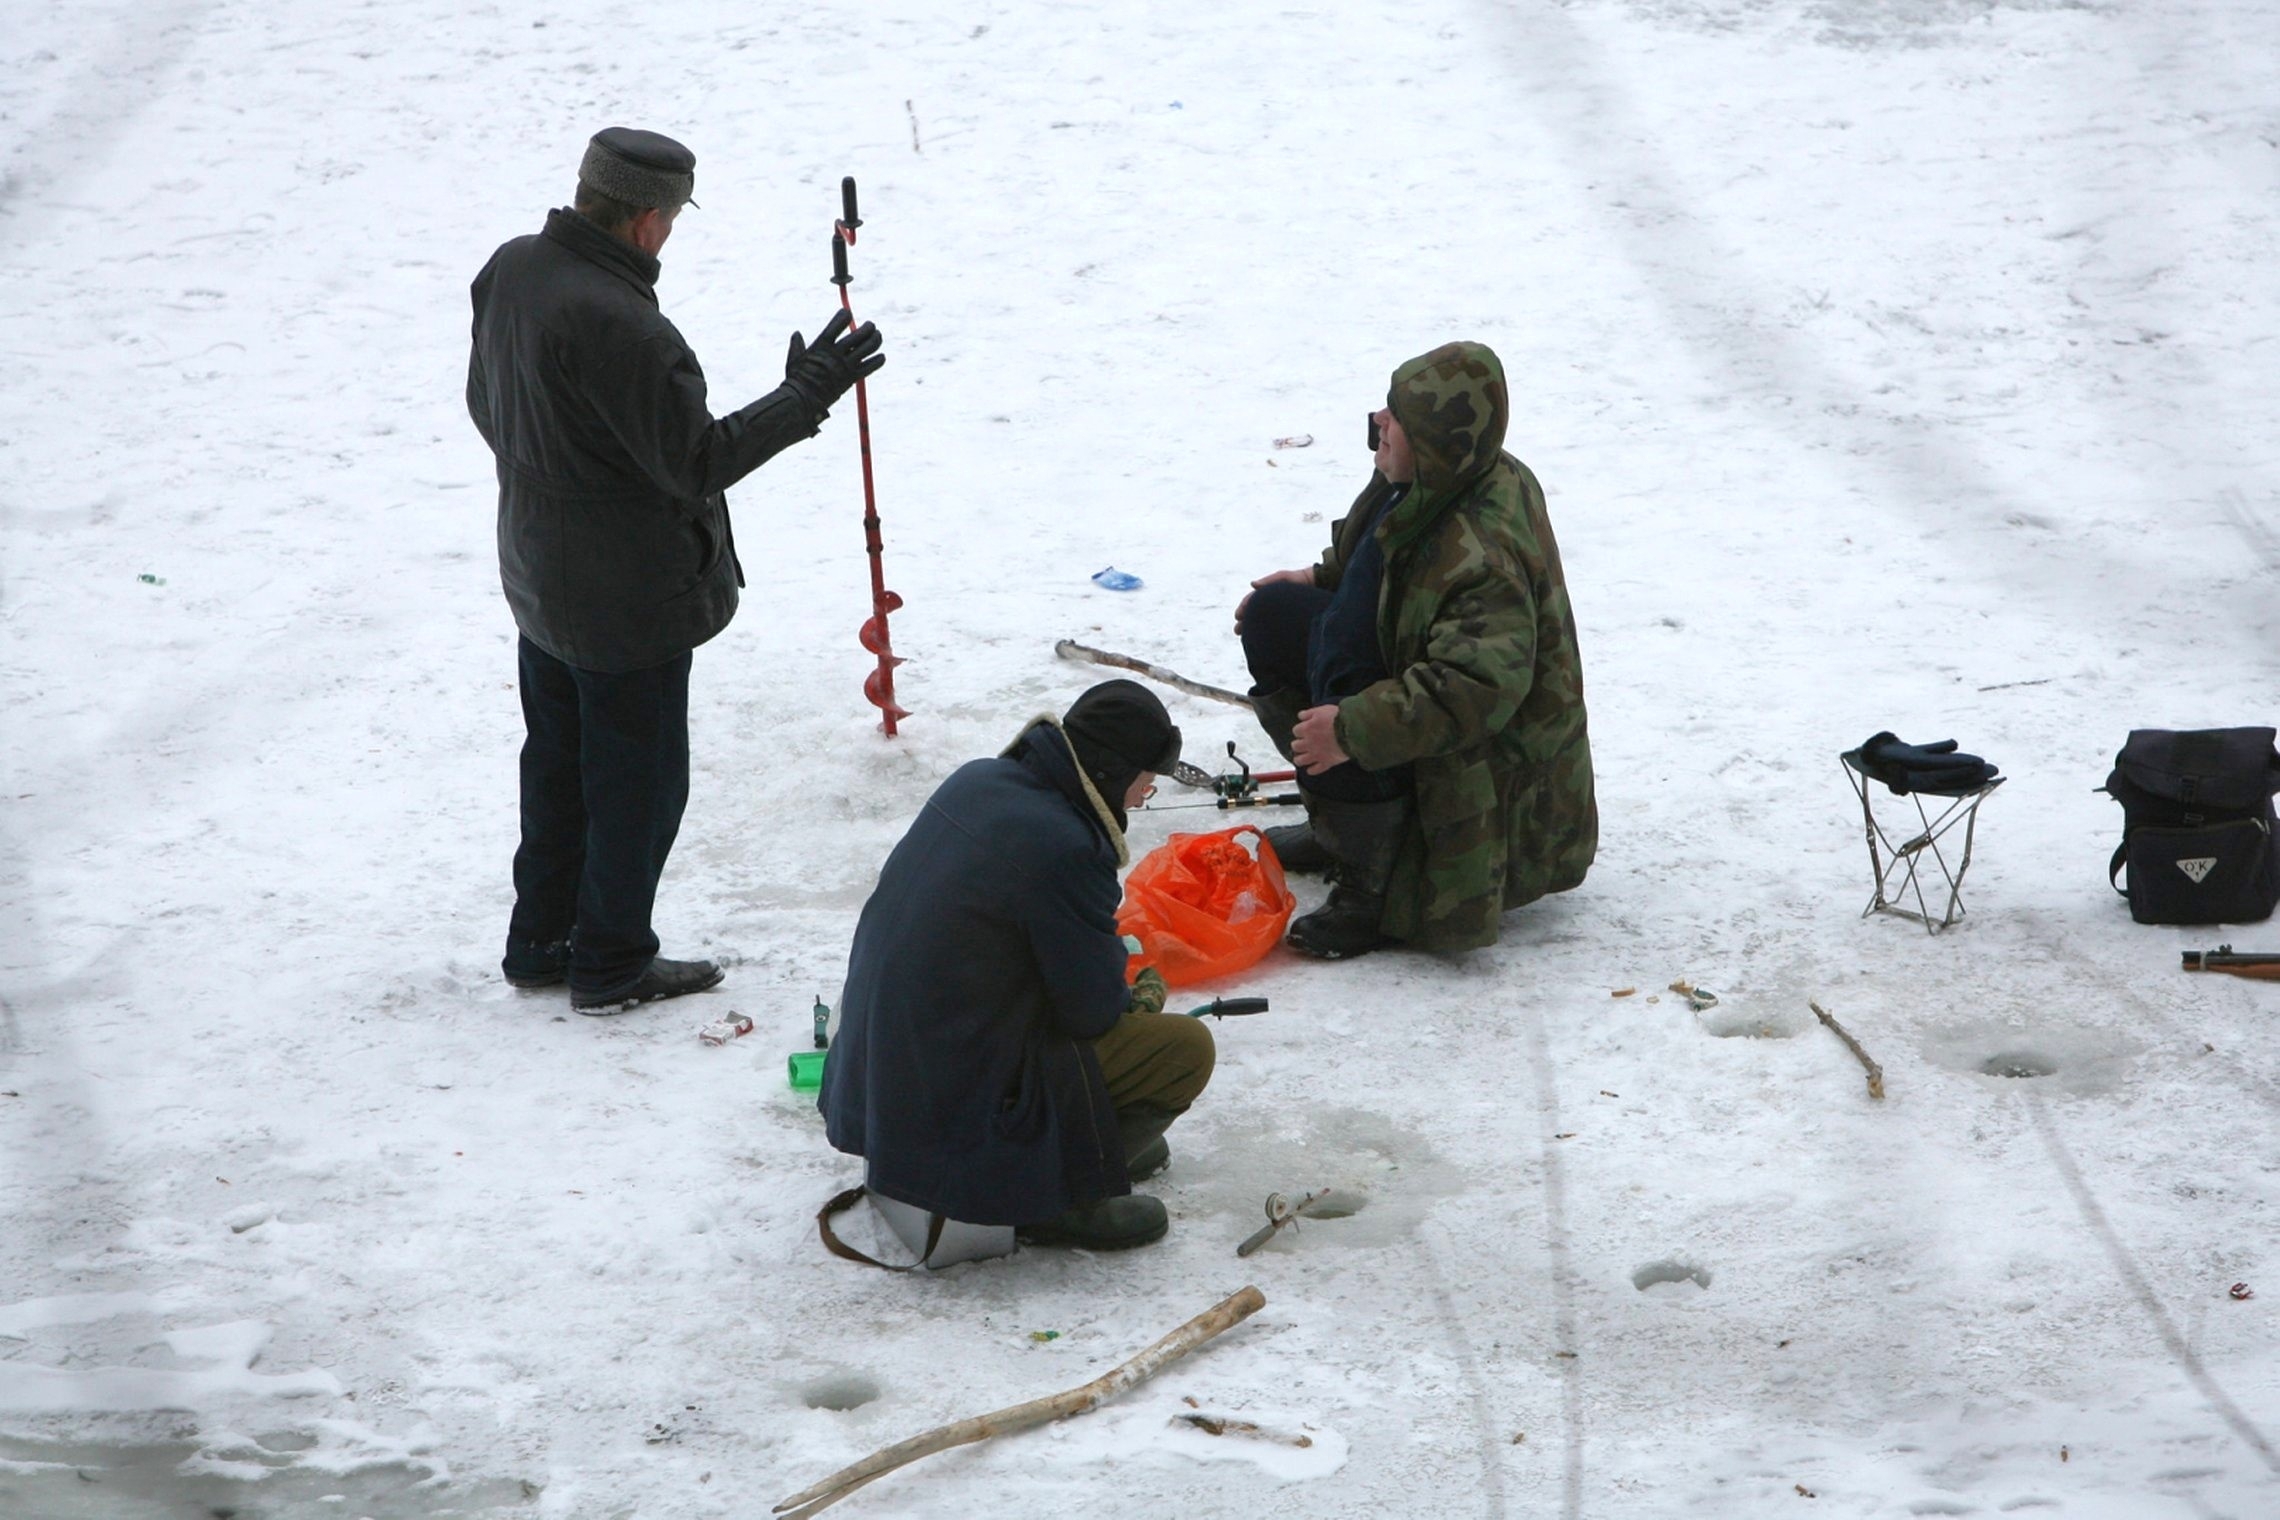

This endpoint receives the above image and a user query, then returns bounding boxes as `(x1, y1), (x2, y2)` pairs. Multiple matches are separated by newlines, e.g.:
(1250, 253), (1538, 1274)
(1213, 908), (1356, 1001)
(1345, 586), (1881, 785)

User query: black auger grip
(831, 231), (850, 287)
(841, 176), (862, 231)
(1189, 997), (1269, 1019)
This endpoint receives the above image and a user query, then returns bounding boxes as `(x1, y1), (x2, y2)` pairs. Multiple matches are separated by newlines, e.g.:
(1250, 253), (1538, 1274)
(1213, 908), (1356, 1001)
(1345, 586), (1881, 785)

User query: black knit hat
(578, 127), (699, 210)
(1062, 680), (1181, 810)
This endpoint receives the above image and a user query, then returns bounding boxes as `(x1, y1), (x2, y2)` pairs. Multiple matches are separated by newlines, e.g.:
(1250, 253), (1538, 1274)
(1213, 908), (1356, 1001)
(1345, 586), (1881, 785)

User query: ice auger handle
(1186, 997), (1269, 1019)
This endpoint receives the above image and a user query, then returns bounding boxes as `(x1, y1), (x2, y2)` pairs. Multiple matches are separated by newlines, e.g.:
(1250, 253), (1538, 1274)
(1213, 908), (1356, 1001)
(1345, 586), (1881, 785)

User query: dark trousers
(509, 635), (693, 994)
(1239, 581), (1410, 804)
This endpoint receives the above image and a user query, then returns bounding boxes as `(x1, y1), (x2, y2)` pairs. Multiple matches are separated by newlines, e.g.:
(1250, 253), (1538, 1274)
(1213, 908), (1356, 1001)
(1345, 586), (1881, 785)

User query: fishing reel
(1158, 743), (1299, 810)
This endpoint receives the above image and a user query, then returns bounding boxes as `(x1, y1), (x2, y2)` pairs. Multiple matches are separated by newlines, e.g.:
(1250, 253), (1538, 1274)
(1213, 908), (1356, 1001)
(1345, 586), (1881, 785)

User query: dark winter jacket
(467, 208), (817, 672)
(1319, 342), (1598, 949)
(820, 719), (1133, 1227)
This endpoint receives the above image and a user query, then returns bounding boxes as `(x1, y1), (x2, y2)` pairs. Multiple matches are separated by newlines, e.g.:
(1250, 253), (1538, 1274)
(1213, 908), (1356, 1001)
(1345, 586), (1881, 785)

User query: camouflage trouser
(1092, 1009), (1215, 1115)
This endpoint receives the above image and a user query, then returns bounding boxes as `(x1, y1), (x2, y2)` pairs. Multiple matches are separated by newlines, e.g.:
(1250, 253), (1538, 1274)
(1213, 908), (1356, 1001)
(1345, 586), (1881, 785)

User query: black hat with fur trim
(578, 127), (699, 211)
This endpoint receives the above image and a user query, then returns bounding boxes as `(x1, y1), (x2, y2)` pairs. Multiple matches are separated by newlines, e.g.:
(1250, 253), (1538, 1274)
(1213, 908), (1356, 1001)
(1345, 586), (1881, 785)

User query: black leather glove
(782, 308), (884, 422)
(1853, 732), (1999, 796)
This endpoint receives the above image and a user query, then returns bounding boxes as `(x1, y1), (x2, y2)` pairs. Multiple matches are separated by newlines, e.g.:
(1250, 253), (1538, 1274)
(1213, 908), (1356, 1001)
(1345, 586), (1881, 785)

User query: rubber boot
(1017, 1194), (1169, 1251)
(1262, 798), (1332, 877)
(1247, 688), (1332, 873)
(1285, 795), (1411, 960)
(1118, 1105), (1179, 1183)
(1249, 686), (1304, 766)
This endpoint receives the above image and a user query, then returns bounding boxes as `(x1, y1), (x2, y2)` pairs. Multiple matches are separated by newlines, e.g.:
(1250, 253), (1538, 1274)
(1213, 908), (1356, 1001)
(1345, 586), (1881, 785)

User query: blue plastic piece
(1092, 566), (1143, 592)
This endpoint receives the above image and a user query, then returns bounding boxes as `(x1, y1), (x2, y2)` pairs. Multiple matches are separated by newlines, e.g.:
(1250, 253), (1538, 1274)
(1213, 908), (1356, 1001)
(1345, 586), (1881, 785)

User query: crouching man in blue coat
(820, 681), (1216, 1251)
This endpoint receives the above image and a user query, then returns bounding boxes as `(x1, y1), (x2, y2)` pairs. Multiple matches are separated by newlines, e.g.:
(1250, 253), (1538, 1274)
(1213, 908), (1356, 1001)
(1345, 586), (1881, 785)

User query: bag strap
(816, 1185), (946, 1272)
(2109, 840), (2130, 897)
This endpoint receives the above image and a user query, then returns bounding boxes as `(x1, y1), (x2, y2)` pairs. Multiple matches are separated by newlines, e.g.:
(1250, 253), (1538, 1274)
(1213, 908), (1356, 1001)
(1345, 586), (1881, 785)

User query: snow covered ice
(3, 0), (2277, 1515)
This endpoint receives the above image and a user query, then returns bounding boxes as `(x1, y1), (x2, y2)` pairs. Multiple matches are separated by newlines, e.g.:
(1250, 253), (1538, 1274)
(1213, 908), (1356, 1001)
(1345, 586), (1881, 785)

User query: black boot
(1118, 1105), (1180, 1182)
(571, 955), (724, 1014)
(1262, 816), (1332, 876)
(1248, 689), (1332, 873)
(1285, 795), (1410, 960)
(1017, 1194), (1169, 1251)
(502, 934), (572, 988)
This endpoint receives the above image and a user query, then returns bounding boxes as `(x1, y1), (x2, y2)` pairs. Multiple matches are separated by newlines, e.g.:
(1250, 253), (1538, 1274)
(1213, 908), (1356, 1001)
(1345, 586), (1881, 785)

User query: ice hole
(1705, 1017), (1788, 1039)
(1305, 1188), (1367, 1220)
(802, 1372), (880, 1411)
(253, 1430), (318, 1454)
(1701, 1005), (1803, 1039)
(1630, 1259), (1712, 1297)
(1980, 1051), (2057, 1080)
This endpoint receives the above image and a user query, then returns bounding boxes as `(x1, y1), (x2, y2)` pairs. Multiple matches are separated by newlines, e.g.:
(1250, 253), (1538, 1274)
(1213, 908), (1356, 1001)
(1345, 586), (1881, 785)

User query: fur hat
(578, 127), (698, 211)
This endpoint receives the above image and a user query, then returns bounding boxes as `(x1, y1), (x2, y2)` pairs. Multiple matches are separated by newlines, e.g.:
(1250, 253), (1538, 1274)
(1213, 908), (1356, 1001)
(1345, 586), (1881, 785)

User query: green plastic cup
(788, 1049), (827, 1092)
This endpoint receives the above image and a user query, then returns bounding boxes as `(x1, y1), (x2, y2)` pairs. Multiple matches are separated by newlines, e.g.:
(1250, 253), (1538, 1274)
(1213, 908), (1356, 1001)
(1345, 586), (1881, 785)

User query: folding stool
(1841, 749), (2004, 934)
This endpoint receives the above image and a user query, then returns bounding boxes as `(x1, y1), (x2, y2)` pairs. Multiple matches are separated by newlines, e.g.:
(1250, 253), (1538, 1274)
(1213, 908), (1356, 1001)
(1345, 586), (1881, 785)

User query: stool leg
(1893, 794), (1933, 930)
(1856, 773), (1891, 919)
(1937, 793), (1989, 931)
(1915, 792), (1988, 933)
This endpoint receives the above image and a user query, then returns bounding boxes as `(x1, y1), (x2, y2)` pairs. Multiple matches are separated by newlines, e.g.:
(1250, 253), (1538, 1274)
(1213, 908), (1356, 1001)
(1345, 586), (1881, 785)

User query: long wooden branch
(773, 1285), (1268, 1517)
(1055, 639), (1253, 708)
(1810, 1000), (1886, 1100)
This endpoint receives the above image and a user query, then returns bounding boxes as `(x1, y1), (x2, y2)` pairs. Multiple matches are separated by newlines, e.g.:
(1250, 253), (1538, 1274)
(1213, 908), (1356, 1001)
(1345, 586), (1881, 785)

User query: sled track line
(1524, 1004), (1586, 1520)
(1421, 1233), (1509, 1519)
(0, 0), (215, 230)
(2029, 1096), (2279, 1475)
(2220, 487), (2280, 581)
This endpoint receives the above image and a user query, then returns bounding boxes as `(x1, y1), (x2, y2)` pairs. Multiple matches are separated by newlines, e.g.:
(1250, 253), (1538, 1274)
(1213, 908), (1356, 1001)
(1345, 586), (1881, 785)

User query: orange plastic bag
(1117, 825), (1296, 987)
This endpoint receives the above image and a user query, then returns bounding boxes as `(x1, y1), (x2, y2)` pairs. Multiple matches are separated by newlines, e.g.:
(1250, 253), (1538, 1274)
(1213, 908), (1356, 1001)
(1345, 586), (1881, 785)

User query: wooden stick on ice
(1054, 638), (1253, 708)
(773, 1285), (1269, 1518)
(1811, 1000), (1886, 1100)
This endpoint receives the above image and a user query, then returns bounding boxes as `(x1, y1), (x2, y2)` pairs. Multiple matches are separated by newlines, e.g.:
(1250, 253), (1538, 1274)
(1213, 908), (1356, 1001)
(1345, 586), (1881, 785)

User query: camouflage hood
(1383, 341), (1509, 549)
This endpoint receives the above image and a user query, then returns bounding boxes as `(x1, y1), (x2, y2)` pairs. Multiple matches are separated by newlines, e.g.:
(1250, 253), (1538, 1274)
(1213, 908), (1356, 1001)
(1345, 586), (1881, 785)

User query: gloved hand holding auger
(782, 308), (885, 421)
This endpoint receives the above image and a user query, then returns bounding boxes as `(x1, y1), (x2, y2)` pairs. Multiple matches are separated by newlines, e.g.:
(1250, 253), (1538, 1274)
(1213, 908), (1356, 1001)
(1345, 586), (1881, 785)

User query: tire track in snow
(1522, 1002), (1586, 1520)
(2219, 486), (2280, 579)
(2030, 1095), (2280, 1476)
(0, 0), (214, 229)
(1474, 0), (2276, 661)
(1420, 1233), (1509, 1519)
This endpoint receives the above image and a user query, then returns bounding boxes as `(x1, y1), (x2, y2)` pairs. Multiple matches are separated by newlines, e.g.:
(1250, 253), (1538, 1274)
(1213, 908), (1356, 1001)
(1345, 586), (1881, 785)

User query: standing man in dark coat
(467, 127), (884, 1012)
(820, 682), (1216, 1252)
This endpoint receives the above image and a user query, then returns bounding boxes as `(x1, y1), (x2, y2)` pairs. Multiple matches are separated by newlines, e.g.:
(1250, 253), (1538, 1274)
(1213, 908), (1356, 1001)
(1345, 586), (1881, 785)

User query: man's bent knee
(1095, 1008), (1217, 1114)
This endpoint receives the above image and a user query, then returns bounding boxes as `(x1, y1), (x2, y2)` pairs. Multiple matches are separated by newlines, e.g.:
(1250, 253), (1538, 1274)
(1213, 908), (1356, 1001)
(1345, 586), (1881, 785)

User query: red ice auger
(832, 176), (907, 735)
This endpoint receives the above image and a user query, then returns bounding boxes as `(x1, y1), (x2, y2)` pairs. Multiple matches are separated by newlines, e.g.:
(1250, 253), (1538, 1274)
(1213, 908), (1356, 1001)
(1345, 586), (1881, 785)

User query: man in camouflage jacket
(1235, 341), (1596, 955)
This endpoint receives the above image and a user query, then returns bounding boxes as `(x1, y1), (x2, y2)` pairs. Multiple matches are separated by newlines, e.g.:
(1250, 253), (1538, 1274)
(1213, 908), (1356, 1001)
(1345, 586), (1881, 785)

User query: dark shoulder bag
(2104, 727), (2280, 925)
